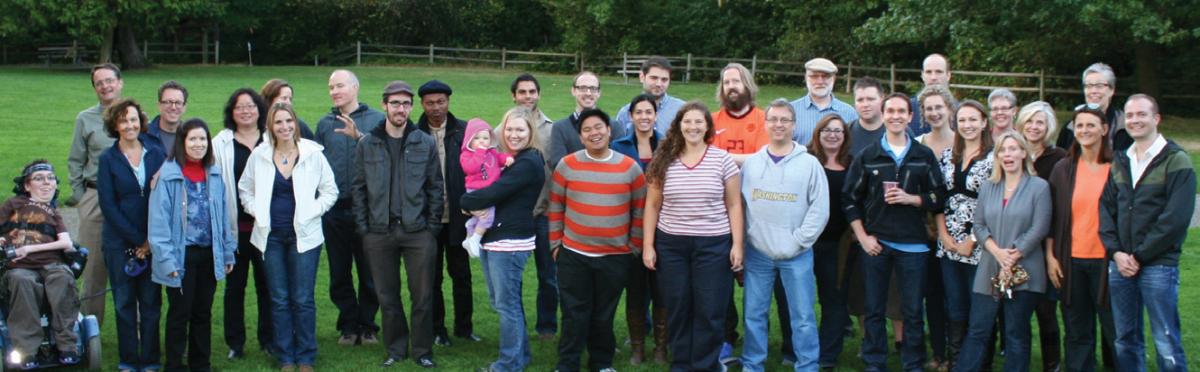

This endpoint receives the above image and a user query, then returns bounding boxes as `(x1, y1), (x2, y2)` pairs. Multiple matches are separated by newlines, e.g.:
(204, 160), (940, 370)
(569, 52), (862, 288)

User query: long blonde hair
(989, 131), (1037, 183)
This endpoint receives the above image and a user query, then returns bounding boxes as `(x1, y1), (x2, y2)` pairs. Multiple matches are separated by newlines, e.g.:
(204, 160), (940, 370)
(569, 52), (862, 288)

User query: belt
(84, 180), (98, 189)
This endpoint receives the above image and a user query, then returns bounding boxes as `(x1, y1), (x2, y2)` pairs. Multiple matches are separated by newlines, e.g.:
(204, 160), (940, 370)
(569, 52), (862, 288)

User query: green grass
(1, 65), (1197, 370)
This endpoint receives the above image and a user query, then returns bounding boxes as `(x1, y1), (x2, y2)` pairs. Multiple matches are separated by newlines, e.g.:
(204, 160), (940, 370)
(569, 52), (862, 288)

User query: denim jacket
(148, 162), (236, 288)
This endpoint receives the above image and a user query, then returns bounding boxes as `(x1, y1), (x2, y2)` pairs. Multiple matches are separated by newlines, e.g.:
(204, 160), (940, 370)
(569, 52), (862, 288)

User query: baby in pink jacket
(459, 118), (513, 256)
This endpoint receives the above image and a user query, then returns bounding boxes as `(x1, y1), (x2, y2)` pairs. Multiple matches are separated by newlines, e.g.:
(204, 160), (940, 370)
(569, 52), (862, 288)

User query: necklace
(277, 150), (295, 165)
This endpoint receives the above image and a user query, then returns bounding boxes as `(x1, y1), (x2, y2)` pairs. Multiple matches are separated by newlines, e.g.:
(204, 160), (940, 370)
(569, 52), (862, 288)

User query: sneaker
(781, 354), (796, 366)
(298, 365), (314, 372)
(280, 364), (296, 372)
(434, 334), (452, 346)
(718, 342), (737, 365)
(59, 350), (81, 365)
(338, 333), (359, 345)
(228, 349), (245, 360)
(598, 368), (617, 372)
(458, 332), (483, 342)
(360, 332), (378, 344)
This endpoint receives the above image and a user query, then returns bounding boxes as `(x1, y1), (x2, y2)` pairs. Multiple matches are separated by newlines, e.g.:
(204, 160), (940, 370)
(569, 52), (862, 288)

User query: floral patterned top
(937, 147), (993, 264)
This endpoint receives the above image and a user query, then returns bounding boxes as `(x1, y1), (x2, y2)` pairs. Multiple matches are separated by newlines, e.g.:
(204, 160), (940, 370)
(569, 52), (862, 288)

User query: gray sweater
(972, 175), (1051, 296)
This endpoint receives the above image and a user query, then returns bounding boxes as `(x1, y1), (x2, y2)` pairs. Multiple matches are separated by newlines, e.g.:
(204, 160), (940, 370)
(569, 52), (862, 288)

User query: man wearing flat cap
(353, 80), (444, 368)
(790, 58), (858, 146)
(414, 80), (481, 346)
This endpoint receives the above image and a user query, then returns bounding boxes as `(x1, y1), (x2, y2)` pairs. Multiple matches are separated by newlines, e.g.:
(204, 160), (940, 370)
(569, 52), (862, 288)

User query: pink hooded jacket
(460, 118), (512, 190)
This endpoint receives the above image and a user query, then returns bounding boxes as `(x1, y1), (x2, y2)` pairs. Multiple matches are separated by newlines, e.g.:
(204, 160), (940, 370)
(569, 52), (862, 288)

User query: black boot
(946, 320), (967, 370)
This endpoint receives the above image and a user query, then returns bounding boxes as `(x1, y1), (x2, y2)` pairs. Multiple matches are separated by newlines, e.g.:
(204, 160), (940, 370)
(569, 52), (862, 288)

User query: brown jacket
(1047, 156), (1108, 309)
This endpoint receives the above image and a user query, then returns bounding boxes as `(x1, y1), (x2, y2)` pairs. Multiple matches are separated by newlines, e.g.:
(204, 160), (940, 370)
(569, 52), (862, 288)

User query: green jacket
(1100, 139), (1196, 267)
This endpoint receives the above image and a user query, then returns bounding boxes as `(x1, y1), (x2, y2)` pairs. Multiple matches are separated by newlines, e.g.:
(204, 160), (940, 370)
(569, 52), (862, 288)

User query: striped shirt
(658, 146), (740, 236)
(483, 236), (536, 252)
(549, 150), (647, 255)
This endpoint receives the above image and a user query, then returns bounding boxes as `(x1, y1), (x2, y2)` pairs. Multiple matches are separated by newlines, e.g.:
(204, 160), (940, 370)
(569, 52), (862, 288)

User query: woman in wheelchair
(0, 159), (81, 369)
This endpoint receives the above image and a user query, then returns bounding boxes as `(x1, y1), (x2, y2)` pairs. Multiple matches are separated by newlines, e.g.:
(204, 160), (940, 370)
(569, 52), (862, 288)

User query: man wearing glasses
(791, 58), (859, 147)
(148, 80), (188, 155)
(68, 63), (123, 324)
(548, 71), (602, 169)
(1056, 62), (1132, 152)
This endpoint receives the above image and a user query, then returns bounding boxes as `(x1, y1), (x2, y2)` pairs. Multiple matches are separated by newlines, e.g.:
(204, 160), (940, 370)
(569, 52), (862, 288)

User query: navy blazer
(97, 134), (166, 251)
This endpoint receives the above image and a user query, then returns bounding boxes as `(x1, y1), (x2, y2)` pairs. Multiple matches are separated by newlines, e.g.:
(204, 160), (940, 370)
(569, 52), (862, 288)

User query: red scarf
(182, 160), (206, 183)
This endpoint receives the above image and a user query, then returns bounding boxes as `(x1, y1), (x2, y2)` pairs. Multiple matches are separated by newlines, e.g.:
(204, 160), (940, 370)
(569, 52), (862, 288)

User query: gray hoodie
(740, 142), (829, 260)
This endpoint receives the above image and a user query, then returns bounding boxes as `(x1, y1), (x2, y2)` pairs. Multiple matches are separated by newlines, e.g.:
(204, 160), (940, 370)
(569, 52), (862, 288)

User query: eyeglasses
(387, 100), (413, 108)
(990, 105), (1014, 112)
(573, 85), (600, 93)
(765, 118), (794, 124)
(93, 78), (118, 87)
(160, 100), (185, 108)
(29, 175), (57, 183)
(820, 128), (845, 134)
(1084, 83), (1110, 90)
(234, 104), (258, 112)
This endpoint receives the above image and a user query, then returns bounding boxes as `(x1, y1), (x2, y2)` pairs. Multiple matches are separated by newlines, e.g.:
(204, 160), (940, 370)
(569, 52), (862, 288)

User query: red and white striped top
(483, 236), (536, 252)
(657, 146), (740, 236)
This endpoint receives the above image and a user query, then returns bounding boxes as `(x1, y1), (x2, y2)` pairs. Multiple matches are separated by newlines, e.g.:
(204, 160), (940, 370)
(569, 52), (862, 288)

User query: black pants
(165, 246), (218, 372)
(324, 207), (379, 336)
(1064, 258), (1117, 372)
(555, 250), (630, 371)
(363, 228), (436, 360)
(432, 221), (474, 337)
(224, 230), (271, 352)
(925, 249), (947, 362)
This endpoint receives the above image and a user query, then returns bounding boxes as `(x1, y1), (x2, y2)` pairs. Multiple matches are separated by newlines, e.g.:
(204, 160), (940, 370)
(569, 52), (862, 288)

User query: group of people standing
(0, 53), (1187, 372)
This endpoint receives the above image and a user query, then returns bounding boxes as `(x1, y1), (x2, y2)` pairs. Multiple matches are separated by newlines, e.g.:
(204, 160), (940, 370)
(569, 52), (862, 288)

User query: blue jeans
(741, 247), (817, 372)
(655, 230), (732, 372)
(957, 291), (1039, 372)
(940, 258), (976, 323)
(1108, 263), (1187, 372)
(532, 214), (559, 335)
(263, 230), (321, 366)
(104, 242), (161, 371)
(861, 244), (926, 371)
(813, 239), (850, 367)
(480, 249), (533, 372)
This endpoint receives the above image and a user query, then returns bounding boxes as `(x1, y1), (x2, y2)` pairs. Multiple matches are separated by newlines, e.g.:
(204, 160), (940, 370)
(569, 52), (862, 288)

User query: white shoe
(464, 234), (482, 258)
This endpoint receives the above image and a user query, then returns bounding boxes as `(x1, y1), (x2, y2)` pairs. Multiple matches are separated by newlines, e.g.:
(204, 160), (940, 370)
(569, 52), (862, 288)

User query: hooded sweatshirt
(740, 142), (830, 260)
(460, 119), (512, 191)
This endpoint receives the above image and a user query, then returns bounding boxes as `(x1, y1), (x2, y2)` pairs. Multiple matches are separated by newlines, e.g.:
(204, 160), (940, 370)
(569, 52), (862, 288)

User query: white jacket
(238, 138), (338, 253)
(212, 129), (240, 233)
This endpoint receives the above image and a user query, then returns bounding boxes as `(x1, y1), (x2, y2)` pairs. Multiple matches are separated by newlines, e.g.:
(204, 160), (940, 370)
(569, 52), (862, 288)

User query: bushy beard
(723, 88), (752, 112)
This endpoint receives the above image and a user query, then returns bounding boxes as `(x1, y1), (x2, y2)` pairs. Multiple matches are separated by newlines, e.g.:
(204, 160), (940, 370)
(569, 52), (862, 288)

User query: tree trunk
(115, 23), (149, 69)
(98, 23), (115, 63)
(1134, 42), (1161, 98)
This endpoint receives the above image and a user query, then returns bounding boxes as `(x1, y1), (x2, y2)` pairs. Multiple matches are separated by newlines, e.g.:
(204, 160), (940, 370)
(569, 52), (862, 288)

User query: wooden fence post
(575, 52), (581, 72)
(751, 54), (757, 76)
(314, 55), (318, 66)
(429, 44), (435, 63)
(202, 31), (209, 64)
(1038, 69), (1045, 101)
(846, 62), (853, 94)
(356, 41), (361, 65)
(143, 40), (148, 60)
(889, 64), (896, 92)
(686, 53), (692, 83)
(501, 48), (507, 69)
(214, 40), (220, 64)
(623, 52), (629, 84)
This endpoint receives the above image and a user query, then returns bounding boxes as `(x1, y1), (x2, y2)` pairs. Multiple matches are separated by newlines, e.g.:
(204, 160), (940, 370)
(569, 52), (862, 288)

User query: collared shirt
(1128, 134), (1168, 188)
(614, 94), (686, 138)
(880, 134), (911, 167)
(68, 103), (115, 198)
(790, 95), (859, 146)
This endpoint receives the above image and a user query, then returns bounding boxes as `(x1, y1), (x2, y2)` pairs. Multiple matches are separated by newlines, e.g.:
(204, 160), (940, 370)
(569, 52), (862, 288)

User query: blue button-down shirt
(615, 94), (686, 138)
(790, 95), (858, 146)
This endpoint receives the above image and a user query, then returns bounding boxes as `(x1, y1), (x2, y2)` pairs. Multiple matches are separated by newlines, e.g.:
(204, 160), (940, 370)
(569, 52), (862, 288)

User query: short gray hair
(987, 88), (1017, 107)
(1082, 62), (1116, 88)
(765, 98), (795, 121)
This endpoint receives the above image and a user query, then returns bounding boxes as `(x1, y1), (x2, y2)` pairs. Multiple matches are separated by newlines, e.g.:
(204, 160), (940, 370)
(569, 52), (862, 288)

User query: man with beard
(1057, 62), (1131, 152)
(791, 58), (858, 147)
(909, 54), (953, 137)
(414, 80), (481, 346)
(353, 81), (443, 368)
(548, 71), (602, 169)
(712, 63), (767, 158)
(615, 56), (686, 136)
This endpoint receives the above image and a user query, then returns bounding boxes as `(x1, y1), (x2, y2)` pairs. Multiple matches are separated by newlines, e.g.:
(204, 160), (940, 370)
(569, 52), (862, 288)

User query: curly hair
(102, 98), (148, 139)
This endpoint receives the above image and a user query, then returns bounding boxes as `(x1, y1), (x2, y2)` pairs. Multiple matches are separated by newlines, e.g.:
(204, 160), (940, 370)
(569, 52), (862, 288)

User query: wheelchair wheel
(86, 336), (100, 371)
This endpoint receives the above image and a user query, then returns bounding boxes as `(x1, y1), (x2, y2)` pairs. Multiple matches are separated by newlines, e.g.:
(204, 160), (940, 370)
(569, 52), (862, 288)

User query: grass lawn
(0, 64), (1196, 370)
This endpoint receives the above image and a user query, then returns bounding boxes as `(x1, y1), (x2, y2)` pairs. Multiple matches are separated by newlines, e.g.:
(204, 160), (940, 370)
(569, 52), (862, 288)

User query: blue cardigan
(611, 129), (662, 170)
(97, 134), (166, 252)
(460, 148), (545, 244)
(147, 162), (236, 288)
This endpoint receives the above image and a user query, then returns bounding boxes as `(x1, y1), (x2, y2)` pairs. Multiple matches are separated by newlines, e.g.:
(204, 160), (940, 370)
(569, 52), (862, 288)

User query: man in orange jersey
(712, 63), (768, 163)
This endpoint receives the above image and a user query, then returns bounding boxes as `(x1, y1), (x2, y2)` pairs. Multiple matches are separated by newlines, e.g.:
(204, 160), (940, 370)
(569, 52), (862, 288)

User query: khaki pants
(6, 264), (80, 355)
(76, 188), (106, 323)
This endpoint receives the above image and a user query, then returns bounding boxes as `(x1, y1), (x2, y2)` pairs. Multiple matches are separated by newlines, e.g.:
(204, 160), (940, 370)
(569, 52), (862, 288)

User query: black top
(270, 168), (295, 231)
(1033, 146), (1067, 181)
(386, 133), (407, 220)
(459, 148), (546, 243)
(233, 137), (263, 226)
(818, 167), (848, 242)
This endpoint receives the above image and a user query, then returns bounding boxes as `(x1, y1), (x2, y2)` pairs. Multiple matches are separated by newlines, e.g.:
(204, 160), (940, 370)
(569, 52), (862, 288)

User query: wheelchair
(0, 245), (100, 370)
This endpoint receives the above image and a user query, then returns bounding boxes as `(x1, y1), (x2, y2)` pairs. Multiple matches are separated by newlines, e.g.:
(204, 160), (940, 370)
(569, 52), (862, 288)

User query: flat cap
(805, 58), (838, 74)
(382, 80), (414, 99)
(418, 80), (453, 97)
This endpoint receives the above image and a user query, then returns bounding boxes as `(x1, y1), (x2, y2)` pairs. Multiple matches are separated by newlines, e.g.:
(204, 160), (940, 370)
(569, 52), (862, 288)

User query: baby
(459, 119), (513, 257)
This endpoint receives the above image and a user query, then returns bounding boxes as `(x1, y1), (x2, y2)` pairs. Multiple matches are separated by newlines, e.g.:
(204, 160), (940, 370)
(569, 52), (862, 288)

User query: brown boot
(630, 340), (645, 366)
(653, 307), (669, 364)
